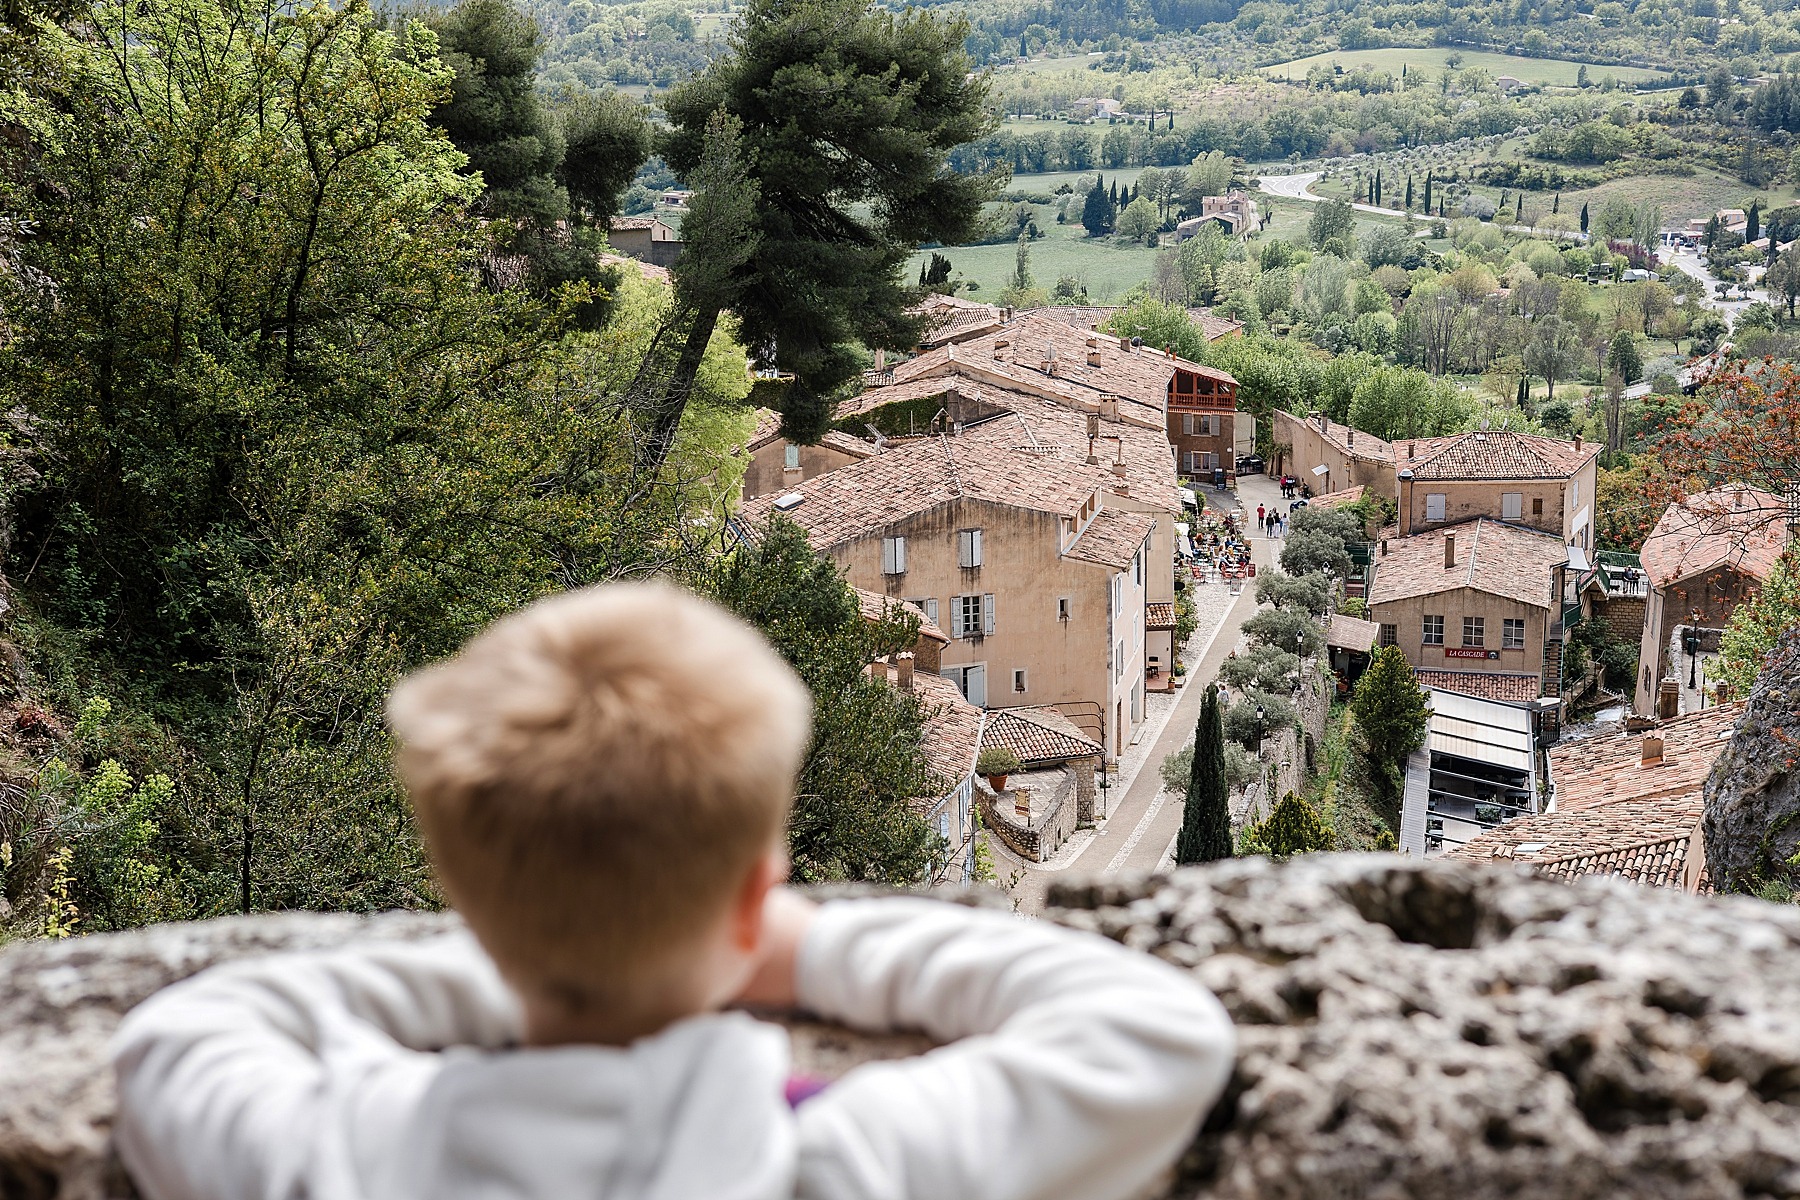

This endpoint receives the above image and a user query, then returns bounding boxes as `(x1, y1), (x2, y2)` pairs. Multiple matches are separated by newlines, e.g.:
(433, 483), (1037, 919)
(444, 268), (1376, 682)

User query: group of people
(1182, 505), (1254, 585)
(1278, 475), (1310, 500)
(1254, 504), (1288, 539)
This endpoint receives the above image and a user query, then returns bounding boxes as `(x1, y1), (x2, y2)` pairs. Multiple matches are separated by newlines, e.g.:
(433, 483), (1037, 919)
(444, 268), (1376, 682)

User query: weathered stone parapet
(10, 857), (1800, 1199)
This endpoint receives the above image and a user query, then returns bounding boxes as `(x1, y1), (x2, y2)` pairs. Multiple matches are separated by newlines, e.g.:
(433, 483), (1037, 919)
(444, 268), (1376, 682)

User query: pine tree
(1258, 791), (1332, 858)
(1175, 686), (1233, 864)
(1580, 201), (1590, 234)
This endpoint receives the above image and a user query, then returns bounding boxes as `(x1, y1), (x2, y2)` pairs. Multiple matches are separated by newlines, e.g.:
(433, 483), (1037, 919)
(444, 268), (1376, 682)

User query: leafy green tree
(1280, 529), (1352, 580)
(1221, 644), (1303, 694)
(1254, 571), (1332, 615)
(1103, 296), (1208, 361)
(555, 88), (654, 221)
(1175, 687), (1233, 864)
(711, 519), (941, 884)
(1306, 199), (1355, 250)
(1719, 548), (1800, 698)
(1606, 330), (1644, 386)
(1223, 691), (1294, 748)
(1244, 791), (1332, 858)
(1118, 196), (1159, 244)
(1349, 646), (1430, 829)
(1243, 606), (1325, 659)
(652, 0), (996, 469)
(1184, 150), (1233, 207)
(1177, 222), (1233, 305)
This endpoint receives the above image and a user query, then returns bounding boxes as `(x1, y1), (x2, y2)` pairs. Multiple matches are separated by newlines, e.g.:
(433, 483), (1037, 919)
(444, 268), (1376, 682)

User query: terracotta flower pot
(986, 773), (1009, 792)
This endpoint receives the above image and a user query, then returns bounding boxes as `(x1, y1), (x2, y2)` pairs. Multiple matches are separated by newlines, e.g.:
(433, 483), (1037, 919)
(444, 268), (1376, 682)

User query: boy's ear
(732, 847), (788, 952)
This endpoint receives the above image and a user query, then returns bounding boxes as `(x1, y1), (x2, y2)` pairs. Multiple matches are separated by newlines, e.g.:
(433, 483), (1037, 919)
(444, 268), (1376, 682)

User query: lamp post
(1687, 608), (1701, 690)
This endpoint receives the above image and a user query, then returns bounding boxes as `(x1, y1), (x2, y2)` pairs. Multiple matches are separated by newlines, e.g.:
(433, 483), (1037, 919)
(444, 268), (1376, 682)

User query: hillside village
(720, 287), (1799, 903)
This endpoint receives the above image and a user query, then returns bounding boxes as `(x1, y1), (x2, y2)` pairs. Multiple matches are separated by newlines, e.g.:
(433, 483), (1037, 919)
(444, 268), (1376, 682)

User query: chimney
(1640, 734), (1665, 767)
(1348, 429), (1355, 448)
(1444, 533), (1457, 569)
(869, 661), (886, 683)
(1407, 441), (1415, 458)
(895, 652), (915, 692)
(1112, 461), (1127, 478)
(1088, 350), (1102, 367)
(1100, 397), (1119, 421)
(1397, 468), (1415, 537)
(1086, 412), (1100, 439)
(993, 338), (1010, 361)
(1380, 538), (1390, 555)
(1575, 434), (1582, 451)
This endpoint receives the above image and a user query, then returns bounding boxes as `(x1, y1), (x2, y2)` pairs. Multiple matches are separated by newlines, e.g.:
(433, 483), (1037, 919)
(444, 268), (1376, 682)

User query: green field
(910, 219), (1161, 300)
(997, 166), (1148, 195)
(1260, 47), (1669, 87)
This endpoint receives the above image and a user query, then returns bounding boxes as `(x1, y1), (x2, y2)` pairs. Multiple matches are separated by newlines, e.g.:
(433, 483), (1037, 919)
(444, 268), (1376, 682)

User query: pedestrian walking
(1257, 504), (1266, 528)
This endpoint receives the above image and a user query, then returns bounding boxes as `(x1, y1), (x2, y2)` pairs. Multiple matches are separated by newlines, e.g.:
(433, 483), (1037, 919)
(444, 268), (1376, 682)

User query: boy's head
(387, 582), (812, 1038)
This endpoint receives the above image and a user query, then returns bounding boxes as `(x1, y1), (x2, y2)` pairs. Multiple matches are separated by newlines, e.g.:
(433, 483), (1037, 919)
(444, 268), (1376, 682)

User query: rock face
(9, 858), (1800, 1199)
(1704, 623), (1800, 895)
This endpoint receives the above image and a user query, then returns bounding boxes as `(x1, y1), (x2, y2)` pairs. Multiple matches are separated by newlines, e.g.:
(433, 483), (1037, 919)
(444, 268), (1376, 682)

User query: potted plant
(976, 747), (1022, 793)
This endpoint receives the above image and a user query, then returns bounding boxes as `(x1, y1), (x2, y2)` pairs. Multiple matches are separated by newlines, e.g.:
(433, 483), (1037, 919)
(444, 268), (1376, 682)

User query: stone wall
(976, 767), (1078, 862)
(1594, 594), (1644, 644)
(12, 857), (1800, 1200)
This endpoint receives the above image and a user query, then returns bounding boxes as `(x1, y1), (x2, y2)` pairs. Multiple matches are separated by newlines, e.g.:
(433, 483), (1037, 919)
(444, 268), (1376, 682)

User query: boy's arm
(110, 932), (521, 1200)
(792, 898), (1234, 1200)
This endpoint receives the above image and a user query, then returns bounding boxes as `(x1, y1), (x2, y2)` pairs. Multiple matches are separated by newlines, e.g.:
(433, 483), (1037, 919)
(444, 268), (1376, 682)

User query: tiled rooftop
(1414, 670), (1544, 704)
(608, 215), (669, 232)
(737, 433), (1108, 551)
(1548, 704), (1741, 813)
(1368, 520), (1565, 609)
(874, 664), (983, 795)
(1640, 486), (1789, 589)
(747, 408), (880, 459)
(1146, 601), (1177, 629)
(1066, 506), (1157, 570)
(597, 251), (673, 285)
(1325, 614), (1379, 654)
(982, 705), (1102, 767)
(958, 403), (1186, 513)
(1309, 485), (1367, 509)
(852, 587), (947, 644)
(1398, 430), (1599, 481)
(1013, 305), (1244, 343)
(911, 294), (1008, 348)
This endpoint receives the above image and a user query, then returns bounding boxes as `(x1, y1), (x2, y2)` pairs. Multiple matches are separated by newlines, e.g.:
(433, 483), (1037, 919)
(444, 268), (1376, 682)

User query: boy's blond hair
(387, 581), (811, 1014)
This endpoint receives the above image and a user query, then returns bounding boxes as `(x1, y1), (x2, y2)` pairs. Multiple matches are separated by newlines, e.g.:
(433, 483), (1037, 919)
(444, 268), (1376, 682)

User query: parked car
(1235, 454), (1264, 475)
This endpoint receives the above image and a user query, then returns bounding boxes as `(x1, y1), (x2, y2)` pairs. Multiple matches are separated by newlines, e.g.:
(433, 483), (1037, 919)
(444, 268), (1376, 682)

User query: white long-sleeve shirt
(111, 898), (1235, 1200)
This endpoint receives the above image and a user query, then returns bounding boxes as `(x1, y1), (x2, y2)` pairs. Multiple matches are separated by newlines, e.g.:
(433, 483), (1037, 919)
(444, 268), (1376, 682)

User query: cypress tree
(1422, 171), (1432, 210)
(1109, 179), (1119, 206)
(1405, 176), (1414, 209)
(1081, 177), (1112, 236)
(1748, 201), (1761, 242)
(1373, 169), (1381, 206)
(1580, 201), (1590, 234)
(1552, 191), (1560, 214)
(1176, 686), (1233, 864)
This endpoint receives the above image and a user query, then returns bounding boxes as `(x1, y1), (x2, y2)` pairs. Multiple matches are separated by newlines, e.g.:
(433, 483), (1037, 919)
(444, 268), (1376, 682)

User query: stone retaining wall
(977, 767), (1077, 863)
(12, 857), (1800, 1199)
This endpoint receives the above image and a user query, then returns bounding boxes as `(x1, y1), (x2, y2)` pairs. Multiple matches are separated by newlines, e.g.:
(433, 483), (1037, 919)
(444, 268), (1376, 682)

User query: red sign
(1445, 647), (1499, 660)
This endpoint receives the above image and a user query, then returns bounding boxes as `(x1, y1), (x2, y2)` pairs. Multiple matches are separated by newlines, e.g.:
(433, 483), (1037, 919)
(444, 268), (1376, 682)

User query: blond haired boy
(112, 582), (1235, 1200)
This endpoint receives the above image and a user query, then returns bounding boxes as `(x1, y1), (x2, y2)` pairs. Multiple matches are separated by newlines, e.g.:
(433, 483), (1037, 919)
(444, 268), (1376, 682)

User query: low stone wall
(977, 768), (1077, 863)
(12, 858), (1800, 1200)
(1594, 595), (1644, 644)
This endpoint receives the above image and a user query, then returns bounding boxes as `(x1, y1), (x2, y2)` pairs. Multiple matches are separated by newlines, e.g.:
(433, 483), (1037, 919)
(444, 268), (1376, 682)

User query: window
(881, 536), (906, 575)
(1013, 668), (1028, 694)
(1380, 623), (1398, 647)
(1182, 413), (1194, 436)
(1057, 597), (1071, 622)
(958, 528), (984, 569)
(1503, 618), (1526, 649)
(783, 443), (801, 469)
(908, 597), (940, 625)
(946, 664), (987, 707)
(952, 594), (992, 638)
(1532, 497), (1545, 518)
(1463, 616), (1485, 647)
(1422, 615), (1444, 645)
(1133, 548), (1143, 586)
(1116, 639), (1125, 680)
(1502, 492), (1523, 521)
(1425, 493), (1447, 522)
(1571, 479), (1581, 509)
(1184, 451), (1217, 473)
(1180, 414), (1217, 437)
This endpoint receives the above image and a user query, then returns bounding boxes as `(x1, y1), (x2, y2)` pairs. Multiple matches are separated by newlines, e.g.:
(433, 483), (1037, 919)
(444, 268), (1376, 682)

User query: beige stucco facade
(1397, 458), (1599, 550)
(1368, 585), (1554, 693)
(1270, 410), (1397, 495)
(828, 497), (1149, 758)
(741, 438), (872, 501)
(1633, 567), (1761, 715)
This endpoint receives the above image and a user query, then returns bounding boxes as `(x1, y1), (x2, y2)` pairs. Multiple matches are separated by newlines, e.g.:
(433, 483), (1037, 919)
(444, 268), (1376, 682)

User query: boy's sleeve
(109, 931), (522, 1200)
(793, 898), (1234, 1200)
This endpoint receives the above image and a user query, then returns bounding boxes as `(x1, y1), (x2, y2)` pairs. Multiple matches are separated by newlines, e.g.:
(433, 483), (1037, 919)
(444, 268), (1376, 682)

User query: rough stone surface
(10, 859), (1800, 1199)
(1704, 623), (1800, 895)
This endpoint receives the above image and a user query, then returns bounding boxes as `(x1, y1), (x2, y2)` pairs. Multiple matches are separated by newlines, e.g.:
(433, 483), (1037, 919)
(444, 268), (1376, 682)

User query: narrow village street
(999, 471), (1288, 914)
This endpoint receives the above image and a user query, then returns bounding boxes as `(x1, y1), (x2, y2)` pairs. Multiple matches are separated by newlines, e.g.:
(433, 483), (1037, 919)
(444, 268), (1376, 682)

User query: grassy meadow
(1258, 47), (1671, 88)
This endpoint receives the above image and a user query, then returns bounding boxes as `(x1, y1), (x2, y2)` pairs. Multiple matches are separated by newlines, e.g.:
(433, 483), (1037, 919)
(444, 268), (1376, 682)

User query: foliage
(1175, 686), (1233, 864)
(1242, 606), (1325, 659)
(1348, 647), (1429, 830)
(1652, 362), (1800, 533)
(658, 0), (996, 455)
(1281, 529), (1352, 580)
(1306, 199), (1355, 250)
(1103, 296), (1209, 361)
(1255, 571), (1332, 616)
(977, 747), (1023, 777)
(1719, 549), (1800, 699)
(1241, 790), (1332, 859)
(1224, 690), (1296, 748)
(711, 519), (941, 885)
(1221, 644), (1303, 694)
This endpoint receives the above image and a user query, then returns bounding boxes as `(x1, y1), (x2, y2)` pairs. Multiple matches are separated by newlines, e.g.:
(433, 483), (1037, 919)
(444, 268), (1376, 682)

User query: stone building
(1367, 519), (1572, 703)
(737, 430), (1156, 757)
(740, 410), (880, 500)
(1633, 486), (1789, 715)
(606, 215), (682, 268)
(1270, 410), (1397, 496)
(1394, 430), (1600, 552)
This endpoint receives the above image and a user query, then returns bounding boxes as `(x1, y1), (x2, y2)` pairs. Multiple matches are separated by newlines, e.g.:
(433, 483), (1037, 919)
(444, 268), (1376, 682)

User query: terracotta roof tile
(958, 404), (1186, 513)
(982, 706), (1101, 767)
(1640, 486), (1789, 589)
(1368, 520), (1565, 609)
(876, 665), (982, 793)
(852, 587), (947, 644)
(745, 409), (879, 459)
(911, 295), (1008, 347)
(1147, 601), (1177, 629)
(1066, 507), (1156, 569)
(1398, 430), (1599, 481)
(1447, 799), (1701, 891)
(1414, 670), (1544, 703)
(1326, 614), (1379, 654)
(1309, 485), (1367, 509)
(1547, 704), (1741, 813)
(738, 433), (1107, 551)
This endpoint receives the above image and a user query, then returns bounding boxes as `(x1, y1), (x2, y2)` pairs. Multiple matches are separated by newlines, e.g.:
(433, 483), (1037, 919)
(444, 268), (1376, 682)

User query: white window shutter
(948, 595), (964, 637)
(982, 593), (995, 636)
(972, 528), (983, 567)
(923, 598), (939, 624)
(882, 538), (896, 574)
(895, 536), (906, 573)
(965, 664), (987, 708)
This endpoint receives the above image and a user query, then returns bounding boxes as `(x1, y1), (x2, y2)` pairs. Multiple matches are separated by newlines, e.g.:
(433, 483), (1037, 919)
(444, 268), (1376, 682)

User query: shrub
(976, 747), (1022, 777)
